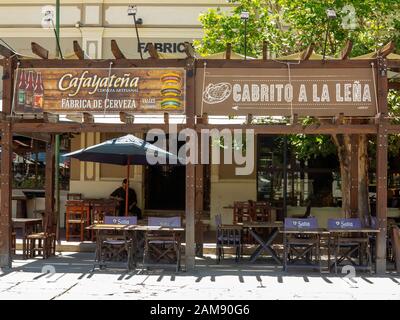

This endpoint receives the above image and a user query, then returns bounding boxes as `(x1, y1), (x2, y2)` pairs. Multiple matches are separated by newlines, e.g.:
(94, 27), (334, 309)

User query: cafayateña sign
(196, 67), (377, 116)
(13, 68), (186, 114)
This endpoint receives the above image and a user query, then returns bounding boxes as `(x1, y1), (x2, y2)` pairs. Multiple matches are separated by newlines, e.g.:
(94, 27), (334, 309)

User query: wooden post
(45, 135), (56, 233)
(376, 56), (389, 274)
(185, 57), (196, 270)
(195, 159), (204, 256)
(350, 134), (358, 217)
(0, 56), (16, 269)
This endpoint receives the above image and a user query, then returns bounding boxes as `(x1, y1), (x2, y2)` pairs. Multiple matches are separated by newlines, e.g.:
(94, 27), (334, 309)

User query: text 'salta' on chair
(143, 217), (182, 272)
(26, 213), (56, 259)
(98, 216), (137, 270)
(215, 214), (241, 263)
(283, 217), (322, 271)
(65, 200), (90, 241)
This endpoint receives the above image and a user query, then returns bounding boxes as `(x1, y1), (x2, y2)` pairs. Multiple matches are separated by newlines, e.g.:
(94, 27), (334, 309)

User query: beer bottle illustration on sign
(17, 70), (26, 107)
(33, 72), (44, 109)
(25, 71), (34, 108)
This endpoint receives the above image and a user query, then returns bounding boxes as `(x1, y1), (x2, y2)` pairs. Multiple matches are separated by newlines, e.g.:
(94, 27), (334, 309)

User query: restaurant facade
(1, 4), (400, 272)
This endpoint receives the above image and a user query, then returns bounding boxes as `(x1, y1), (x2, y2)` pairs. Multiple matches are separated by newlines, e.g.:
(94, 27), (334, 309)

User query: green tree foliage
(195, 0), (400, 163)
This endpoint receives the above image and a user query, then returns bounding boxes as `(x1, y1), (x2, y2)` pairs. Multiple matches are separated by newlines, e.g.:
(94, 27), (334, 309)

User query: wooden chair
(328, 218), (373, 274)
(251, 201), (271, 222)
(92, 199), (118, 224)
(215, 214), (241, 263)
(233, 201), (253, 243)
(26, 214), (56, 259)
(143, 216), (182, 272)
(392, 224), (400, 273)
(65, 200), (90, 241)
(233, 201), (253, 223)
(98, 216), (137, 269)
(26, 232), (56, 259)
(11, 231), (16, 255)
(91, 199), (118, 240)
(283, 218), (322, 272)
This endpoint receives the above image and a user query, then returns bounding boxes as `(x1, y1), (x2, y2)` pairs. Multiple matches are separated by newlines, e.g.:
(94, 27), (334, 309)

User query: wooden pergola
(1, 40), (400, 273)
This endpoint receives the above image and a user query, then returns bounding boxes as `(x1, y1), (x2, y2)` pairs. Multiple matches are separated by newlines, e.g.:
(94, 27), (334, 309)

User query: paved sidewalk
(0, 252), (399, 300)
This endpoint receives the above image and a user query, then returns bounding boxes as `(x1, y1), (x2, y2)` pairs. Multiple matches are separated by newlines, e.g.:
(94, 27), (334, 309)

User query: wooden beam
(350, 134), (359, 217)
(0, 56), (16, 268)
(73, 40), (85, 60)
(389, 82), (400, 90)
(262, 40), (268, 60)
(387, 124), (400, 133)
(18, 132), (51, 143)
(340, 40), (353, 60)
(185, 57), (196, 270)
(196, 123), (377, 134)
(11, 122), (377, 134)
(290, 113), (298, 125)
(184, 42), (195, 58)
(197, 113), (208, 125)
(378, 40), (395, 58)
(164, 112), (169, 124)
(43, 112), (59, 123)
(301, 44), (314, 61)
(44, 135), (55, 234)
(111, 40), (126, 59)
(119, 112), (134, 124)
(226, 43), (232, 60)
(147, 43), (159, 59)
(14, 58), (374, 69)
(0, 121), (12, 268)
(246, 114), (253, 125)
(83, 112), (94, 123)
(31, 42), (49, 59)
(194, 162), (204, 256)
(0, 44), (14, 58)
(334, 113), (344, 124)
(375, 57), (389, 274)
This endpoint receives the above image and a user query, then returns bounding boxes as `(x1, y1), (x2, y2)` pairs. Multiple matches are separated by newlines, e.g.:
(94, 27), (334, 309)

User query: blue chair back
(284, 217), (318, 230)
(327, 218), (362, 230)
(148, 216), (181, 227)
(104, 216), (137, 225)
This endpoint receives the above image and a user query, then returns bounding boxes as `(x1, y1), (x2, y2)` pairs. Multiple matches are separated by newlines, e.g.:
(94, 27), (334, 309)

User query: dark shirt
(110, 186), (137, 214)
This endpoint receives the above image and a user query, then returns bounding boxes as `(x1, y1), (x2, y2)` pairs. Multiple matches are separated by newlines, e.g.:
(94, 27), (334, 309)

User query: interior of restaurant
(5, 131), (400, 240)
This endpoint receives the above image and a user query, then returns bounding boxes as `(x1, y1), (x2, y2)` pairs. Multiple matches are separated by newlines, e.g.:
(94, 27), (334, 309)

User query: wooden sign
(13, 68), (186, 114)
(196, 67), (377, 116)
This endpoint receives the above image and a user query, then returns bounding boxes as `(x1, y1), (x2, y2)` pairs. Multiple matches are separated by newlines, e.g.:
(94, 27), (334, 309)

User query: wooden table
(242, 221), (283, 264)
(86, 224), (184, 271)
(12, 218), (42, 258)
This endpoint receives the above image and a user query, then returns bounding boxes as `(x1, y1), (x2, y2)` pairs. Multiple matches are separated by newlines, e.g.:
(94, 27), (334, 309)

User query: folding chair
(97, 216), (137, 270)
(143, 216), (182, 272)
(283, 217), (322, 272)
(215, 214), (242, 263)
(328, 218), (372, 274)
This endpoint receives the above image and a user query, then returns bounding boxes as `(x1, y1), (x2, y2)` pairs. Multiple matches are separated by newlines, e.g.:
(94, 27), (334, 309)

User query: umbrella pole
(125, 158), (130, 217)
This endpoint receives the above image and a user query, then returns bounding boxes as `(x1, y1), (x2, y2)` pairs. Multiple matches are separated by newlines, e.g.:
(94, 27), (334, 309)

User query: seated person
(110, 179), (142, 219)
